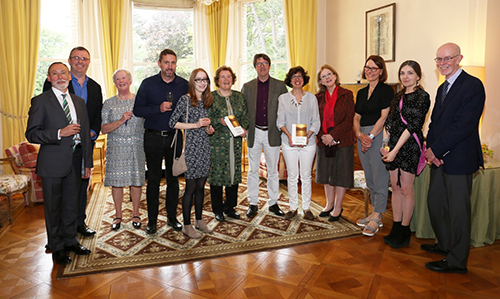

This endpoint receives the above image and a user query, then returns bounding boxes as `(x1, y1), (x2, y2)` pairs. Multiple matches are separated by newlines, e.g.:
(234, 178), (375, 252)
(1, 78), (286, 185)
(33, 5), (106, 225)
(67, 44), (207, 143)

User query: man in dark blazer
(423, 43), (485, 273)
(26, 62), (93, 265)
(43, 46), (103, 237)
(241, 53), (288, 218)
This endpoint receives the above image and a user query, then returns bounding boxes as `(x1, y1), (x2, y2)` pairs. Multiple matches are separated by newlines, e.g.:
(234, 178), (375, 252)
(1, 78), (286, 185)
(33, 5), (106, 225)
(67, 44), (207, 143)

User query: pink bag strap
(399, 96), (425, 153)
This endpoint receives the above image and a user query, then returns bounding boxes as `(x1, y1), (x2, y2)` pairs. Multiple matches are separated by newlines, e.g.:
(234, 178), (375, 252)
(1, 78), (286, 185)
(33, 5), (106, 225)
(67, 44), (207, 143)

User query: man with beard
(26, 62), (93, 265)
(133, 49), (188, 234)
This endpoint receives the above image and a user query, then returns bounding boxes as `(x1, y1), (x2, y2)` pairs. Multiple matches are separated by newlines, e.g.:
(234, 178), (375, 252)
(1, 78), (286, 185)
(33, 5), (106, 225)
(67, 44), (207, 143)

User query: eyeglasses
(194, 78), (209, 83)
(292, 75), (303, 79)
(321, 72), (333, 80)
(70, 56), (90, 62)
(434, 54), (459, 63)
(364, 66), (380, 72)
(256, 62), (269, 67)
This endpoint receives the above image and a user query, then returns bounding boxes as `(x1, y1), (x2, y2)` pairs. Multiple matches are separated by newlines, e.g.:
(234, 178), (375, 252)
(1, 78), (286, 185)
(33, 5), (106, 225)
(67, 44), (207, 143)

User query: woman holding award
(208, 66), (249, 222)
(277, 66), (320, 220)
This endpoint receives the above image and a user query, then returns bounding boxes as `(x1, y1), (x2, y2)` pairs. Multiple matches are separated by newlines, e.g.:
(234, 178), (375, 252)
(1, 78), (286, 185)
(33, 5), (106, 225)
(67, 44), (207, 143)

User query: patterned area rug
(61, 178), (361, 277)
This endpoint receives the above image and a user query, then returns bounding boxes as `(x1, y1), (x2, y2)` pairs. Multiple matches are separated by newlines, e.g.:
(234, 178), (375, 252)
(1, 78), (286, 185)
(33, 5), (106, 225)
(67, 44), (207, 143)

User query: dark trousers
(41, 147), (82, 252)
(210, 184), (238, 214)
(144, 130), (182, 223)
(427, 167), (472, 268)
(77, 140), (94, 226)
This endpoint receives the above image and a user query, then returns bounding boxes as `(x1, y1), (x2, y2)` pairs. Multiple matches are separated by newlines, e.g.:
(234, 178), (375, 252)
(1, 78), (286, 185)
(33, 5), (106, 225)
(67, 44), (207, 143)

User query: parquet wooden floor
(1, 172), (499, 299)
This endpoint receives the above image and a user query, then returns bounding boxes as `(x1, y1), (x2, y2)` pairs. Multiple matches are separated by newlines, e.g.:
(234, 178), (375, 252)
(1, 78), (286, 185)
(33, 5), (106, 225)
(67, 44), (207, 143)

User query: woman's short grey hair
(112, 69), (132, 82)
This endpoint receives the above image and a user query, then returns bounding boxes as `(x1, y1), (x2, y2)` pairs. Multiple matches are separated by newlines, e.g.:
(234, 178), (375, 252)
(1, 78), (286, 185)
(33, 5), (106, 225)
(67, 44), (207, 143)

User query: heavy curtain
(284, 0), (317, 93)
(207, 0), (230, 72)
(0, 0), (40, 149)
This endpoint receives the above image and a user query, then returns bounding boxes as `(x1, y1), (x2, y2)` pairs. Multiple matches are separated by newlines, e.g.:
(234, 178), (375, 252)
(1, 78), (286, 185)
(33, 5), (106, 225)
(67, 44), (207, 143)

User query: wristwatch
(369, 133), (375, 140)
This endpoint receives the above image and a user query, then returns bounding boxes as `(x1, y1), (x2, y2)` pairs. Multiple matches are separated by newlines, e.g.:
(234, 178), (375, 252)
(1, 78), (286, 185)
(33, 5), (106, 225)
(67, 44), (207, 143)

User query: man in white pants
(241, 53), (288, 218)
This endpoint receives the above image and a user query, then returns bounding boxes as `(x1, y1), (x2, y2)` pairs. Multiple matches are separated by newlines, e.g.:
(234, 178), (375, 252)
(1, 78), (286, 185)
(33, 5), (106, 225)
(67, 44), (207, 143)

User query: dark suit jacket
(25, 89), (93, 177)
(43, 77), (102, 139)
(241, 77), (288, 147)
(427, 70), (485, 175)
(316, 86), (356, 148)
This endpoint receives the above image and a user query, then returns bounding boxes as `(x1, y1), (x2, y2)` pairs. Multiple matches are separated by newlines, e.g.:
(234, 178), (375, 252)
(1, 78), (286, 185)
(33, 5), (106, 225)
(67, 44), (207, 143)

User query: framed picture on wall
(366, 3), (395, 62)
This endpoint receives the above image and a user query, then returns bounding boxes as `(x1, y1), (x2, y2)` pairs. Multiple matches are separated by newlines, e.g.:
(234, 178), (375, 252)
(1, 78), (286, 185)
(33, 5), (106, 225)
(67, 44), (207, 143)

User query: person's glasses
(256, 62), (269, 67)
(364, 66), (380, 72)
(321, 72), (333, 80)
(194, 78), (209, 83)
(434, 54), (459, 63)
(70, 56), (90, 62)
(292, 75), (303, 79)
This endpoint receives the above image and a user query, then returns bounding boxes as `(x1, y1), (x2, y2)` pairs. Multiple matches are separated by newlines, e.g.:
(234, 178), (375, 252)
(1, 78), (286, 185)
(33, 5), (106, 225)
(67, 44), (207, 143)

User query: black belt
(255, 125), (268, 131)
(146, 128), (175, 136)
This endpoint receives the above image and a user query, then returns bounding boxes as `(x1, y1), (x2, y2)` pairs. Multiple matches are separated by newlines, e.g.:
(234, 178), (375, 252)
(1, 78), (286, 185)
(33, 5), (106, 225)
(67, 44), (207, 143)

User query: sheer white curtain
(223, 0), (240, 87)
(194, 2), (214, 80)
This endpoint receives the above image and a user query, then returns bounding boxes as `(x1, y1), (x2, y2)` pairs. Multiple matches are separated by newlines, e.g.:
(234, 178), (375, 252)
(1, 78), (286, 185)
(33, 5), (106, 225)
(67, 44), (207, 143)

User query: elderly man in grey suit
(242, 53), (288, 218)
(26, 62), (93, 265)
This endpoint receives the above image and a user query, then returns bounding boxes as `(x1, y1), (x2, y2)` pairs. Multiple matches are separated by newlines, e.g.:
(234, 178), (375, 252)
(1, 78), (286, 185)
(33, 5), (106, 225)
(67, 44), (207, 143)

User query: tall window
(239, 0), (288, 85)
(132, 7), (194, 91)
(35, 0), (79, 96)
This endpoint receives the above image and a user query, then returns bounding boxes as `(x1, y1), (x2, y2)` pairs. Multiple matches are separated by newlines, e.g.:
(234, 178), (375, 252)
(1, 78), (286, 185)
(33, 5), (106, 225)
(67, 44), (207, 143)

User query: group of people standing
(26, 42), (485, 274)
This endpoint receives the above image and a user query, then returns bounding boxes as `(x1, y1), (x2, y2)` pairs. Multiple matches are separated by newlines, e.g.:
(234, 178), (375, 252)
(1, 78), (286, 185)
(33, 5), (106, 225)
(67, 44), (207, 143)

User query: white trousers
(281, 143), (316, 211)
(247, 128), (280, 206)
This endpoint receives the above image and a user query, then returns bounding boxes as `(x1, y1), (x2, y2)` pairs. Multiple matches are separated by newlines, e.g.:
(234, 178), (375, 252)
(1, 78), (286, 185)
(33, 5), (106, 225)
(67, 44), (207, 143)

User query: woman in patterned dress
(101, 69), (145, 230)
(380, 60), (430, 248)
(208, 66), (249, 222)
(169, 68), (214, 239)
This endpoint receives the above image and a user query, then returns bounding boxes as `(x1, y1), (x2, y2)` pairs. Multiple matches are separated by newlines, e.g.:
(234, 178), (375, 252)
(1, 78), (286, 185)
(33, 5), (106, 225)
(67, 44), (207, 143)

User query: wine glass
(71, 119), (81, 141)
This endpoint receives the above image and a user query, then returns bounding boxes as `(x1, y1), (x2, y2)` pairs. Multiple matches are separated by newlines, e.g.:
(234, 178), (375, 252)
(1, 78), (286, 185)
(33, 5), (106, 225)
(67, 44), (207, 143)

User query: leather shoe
(246, 205), (258, 218)
(224, 209), (240, 219)
(268, 204), (285, 217)
(145, 222), (157, 234)
(77, 224), (96, 237)
(319, 207), (334, 217)
(167, 217), (182, 231)
(66, 244), (91, 255)
(425, 259), (467, 273)
(214, 213), (225, 222)
(421, 243), (447, 256)
(53, 250), (72, 265)
(328, 209), (343, 222)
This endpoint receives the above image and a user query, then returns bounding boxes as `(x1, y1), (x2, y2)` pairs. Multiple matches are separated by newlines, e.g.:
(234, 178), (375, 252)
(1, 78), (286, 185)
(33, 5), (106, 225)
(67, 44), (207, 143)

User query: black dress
(384, 88), (430, 174)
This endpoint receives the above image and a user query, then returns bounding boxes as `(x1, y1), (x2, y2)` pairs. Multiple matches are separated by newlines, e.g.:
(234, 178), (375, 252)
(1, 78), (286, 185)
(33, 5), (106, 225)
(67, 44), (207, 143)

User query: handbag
(399, 96), (426, 175)
(171, 99), (189, 176)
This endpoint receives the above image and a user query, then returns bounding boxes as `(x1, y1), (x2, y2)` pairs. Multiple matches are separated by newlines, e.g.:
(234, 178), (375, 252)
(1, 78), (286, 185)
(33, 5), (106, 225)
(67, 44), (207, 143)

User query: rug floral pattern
(61, 179), (361, 277)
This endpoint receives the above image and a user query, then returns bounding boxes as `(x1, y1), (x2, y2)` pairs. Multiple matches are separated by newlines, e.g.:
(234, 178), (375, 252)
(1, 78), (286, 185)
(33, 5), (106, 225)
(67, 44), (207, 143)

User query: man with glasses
(422, 43), (485, 273)
(241, 53), (288, 218)
(43, 46), (103, 239)
(133, 49), (188, 234)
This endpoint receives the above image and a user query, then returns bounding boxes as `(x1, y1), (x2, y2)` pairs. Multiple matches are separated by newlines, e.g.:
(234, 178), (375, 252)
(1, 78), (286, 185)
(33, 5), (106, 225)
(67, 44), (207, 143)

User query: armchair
(0, 157), (31, 223)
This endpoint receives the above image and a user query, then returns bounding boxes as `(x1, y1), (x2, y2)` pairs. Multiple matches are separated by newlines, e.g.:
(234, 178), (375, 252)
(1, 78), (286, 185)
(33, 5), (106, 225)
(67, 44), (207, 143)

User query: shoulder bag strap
(399, 95), (424, 153)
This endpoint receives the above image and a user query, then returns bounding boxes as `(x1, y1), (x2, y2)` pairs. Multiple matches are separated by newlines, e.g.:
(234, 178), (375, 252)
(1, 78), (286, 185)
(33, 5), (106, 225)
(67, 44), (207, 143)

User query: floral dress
(169, 95), (211, 179)
(384, 88), (430, 174)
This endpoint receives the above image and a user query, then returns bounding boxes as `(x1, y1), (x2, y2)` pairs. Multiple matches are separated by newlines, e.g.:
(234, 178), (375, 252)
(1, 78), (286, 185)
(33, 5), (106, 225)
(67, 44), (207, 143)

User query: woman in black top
(353, 55), (394, 237)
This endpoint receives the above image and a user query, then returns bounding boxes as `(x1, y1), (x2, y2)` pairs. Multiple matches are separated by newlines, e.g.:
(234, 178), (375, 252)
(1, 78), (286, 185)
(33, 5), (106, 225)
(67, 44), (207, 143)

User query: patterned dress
(207, 90), (249, 186)
(169, 95), (211, 179)
(384, 88), (430, 174)
(102, 95), (145, 187)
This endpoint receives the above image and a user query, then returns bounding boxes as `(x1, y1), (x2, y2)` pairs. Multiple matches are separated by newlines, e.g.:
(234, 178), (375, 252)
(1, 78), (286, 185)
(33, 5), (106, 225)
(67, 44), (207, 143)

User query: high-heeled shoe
(319, 206), (334, 217)
(389, 225), (411, 248)
(384, 221), (401, 244)
(112, 217), (121, 231)
(132, 216), (141, 229)
(328, 208), (343, 222)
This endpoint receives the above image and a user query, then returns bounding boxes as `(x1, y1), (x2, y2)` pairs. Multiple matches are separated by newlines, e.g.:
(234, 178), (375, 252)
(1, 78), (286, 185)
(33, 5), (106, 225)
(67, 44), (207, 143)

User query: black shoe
(328, 209), (343, 222)
(112, 218), (121, 231)
(214, 213), (225, 222)
(389, 225), (411, 249)
(77, 224), (96, 237)
(145, 222), (157, 234)
(132, 216), (142, 229)
(319, 207), (334, 217)
(246, 205), (258, 218)
(268, 204), (285, 217)
(167, 217), (182, 231)
(224, 209), (240, 219)
(53, 250), (72, 265)
(420, 243), (447, 256)
(65, 243), (91, 255)
(425, 259), (467, 273)
(45, 244), (52, 253)
(384, 221), (401, 244)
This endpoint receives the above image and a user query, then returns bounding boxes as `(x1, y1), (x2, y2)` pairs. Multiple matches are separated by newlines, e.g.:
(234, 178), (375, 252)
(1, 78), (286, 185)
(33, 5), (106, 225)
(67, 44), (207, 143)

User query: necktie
(62, 94), (71, 122)
(440, 80), (450, 105)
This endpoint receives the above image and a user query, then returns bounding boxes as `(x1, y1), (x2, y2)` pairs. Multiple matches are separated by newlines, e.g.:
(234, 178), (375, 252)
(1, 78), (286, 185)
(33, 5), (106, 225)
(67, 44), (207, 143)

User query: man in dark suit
(26, 62), (93, 265)
(241, 53), (288, 218)
(423, 43), (485, 273)
(43, 46), (103, 237)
